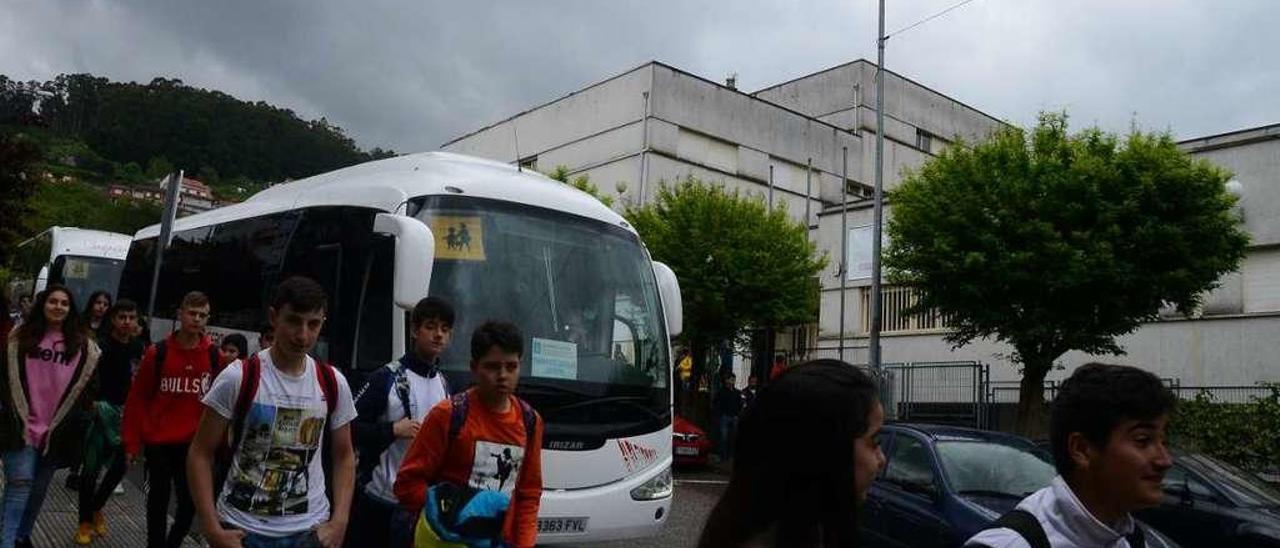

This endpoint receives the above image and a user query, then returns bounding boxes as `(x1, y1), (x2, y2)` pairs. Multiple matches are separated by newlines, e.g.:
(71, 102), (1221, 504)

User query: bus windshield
(51, 255), (127, 305)
(414, 195), (671, 440)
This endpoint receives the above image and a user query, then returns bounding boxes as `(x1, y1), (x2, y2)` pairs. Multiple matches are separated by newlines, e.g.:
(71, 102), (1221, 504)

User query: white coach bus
(8, 226), (132, 303)
(118, 152), (682, 542)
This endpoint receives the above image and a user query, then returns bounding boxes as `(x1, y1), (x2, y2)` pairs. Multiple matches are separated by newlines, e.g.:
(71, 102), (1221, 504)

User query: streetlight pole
(869, 0), (886, 371)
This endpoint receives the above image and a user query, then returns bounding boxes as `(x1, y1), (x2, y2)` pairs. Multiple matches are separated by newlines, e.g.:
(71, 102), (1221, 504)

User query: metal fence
(1171, 385), (1279, 404)
(881, 361), (990, 429)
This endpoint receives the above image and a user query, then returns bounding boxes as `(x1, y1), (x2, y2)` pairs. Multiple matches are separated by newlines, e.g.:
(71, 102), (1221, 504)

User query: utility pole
(839, 147), (849, 362)
(869, 0), (887, 372)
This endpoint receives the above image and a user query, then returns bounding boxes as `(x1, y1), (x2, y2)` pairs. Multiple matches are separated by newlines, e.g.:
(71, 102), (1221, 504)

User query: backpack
(975, 509), (1146, 548)
(390, 360), (452, 421)
(413, 393), (538, 548)
(216, 352), (339, 491)
(151, 339), (221, 398)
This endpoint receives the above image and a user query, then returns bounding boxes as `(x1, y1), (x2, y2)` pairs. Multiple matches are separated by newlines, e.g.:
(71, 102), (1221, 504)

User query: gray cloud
(3, 0), (1276, 153)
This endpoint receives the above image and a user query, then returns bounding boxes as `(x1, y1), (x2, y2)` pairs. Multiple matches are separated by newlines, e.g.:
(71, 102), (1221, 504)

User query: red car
(673, 415), (713, 466)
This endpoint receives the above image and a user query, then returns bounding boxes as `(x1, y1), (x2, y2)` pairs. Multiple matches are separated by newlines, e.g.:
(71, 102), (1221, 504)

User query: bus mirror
(35, 265), (49, 294)
(373, 213), (435, 310)
(653, 261), (682, 338)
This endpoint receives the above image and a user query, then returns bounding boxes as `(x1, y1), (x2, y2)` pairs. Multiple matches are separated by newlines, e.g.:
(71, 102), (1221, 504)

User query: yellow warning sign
(432, 216), (486, 261)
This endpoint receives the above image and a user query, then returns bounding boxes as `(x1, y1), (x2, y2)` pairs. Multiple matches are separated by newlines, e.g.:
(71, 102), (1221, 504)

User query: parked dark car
(1136, 450), (1280, 547)
(864, 423), (1180, 548)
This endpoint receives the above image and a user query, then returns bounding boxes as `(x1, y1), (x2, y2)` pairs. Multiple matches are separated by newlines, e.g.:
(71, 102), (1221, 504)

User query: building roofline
(752, 58), (1009, 128)
(1178, 122), (1280, 149)
(442, 60), (864, 150)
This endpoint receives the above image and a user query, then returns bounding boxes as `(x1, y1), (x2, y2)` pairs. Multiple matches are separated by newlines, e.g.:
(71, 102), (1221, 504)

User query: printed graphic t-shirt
(395, 390), (543, 548)
(24, 330), (82, 448)
(202, 351), (357, 537)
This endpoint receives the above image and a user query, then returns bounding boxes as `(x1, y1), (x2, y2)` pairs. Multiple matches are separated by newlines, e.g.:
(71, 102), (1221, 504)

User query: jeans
(79, 445), (128, 523)
(718, 415), (738, 461)
(1, 445), (58, 548)
(145, 444), (196, 548)
(240, 528), (322, 548)
(348, 490), (416, 548)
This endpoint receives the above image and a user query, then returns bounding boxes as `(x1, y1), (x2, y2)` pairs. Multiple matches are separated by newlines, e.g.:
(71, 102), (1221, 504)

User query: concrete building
(443, 59), (1278, 391)
(442, 60), (1002, 380)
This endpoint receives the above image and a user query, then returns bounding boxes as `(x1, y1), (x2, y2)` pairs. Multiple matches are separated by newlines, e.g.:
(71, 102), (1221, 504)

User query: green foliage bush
(1169, 385), (1280, 473)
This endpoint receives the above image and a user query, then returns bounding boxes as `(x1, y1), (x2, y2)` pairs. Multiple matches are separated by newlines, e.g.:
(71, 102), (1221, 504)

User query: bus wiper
(548, 396), (668, 421)
(518, 382), (598, 398)
(957, 489), (1026, 499)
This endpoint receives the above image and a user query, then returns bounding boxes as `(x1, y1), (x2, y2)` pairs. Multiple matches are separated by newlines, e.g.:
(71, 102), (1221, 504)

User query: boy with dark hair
(75, 298), (146, 544)
(394, 321), (543, 548)
(187, 276), (357, 548)
(350, 296), (456, 547)
(122, 291), (217, 548)
(966, 363), (1177, 548)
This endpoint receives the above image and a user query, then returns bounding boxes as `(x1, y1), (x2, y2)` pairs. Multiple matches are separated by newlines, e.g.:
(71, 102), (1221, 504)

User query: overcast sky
(3, 0), (1276, 153)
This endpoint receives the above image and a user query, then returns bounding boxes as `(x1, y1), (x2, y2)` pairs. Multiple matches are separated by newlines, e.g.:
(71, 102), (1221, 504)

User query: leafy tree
(885, 113), (1249, 435)
(545, 165), (614, 207)
(627, 177), (826, 400)
(0, 133), (44, 265)
(147, 156), (175, 180)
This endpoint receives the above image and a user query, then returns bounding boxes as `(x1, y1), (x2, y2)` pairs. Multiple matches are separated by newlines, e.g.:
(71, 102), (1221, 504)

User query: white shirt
(364, 364), (449, 503)
(965, 476), (1140, 548)
(202, 351), (357, 537)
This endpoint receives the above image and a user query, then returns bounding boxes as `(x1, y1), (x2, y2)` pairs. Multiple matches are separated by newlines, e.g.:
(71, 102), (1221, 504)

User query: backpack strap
(208, 343), (222, 378)
(391, 362), (413, 419)
(988, 509), (1050, 548)
(228, 353), (262, 453)
(447, 392), (469, 440)
(151, 340), (168, 398)
(316, 360), (338, 418)
(517, 397), (537, 450)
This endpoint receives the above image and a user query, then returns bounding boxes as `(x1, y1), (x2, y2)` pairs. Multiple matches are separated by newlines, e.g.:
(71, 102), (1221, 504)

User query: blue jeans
(718, 415), (738, 461)
(1, 446), (58, 547)
(240, 529), (322, 548)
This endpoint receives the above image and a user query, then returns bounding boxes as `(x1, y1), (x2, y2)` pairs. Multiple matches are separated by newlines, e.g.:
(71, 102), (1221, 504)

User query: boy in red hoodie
(394, 321), (543, 548)
(122, 291), (218, 548)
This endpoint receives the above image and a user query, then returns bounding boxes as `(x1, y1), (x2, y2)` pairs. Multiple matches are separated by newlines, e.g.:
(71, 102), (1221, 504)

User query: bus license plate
(675, 446), (700, 456)
(538, 517), (588, 534)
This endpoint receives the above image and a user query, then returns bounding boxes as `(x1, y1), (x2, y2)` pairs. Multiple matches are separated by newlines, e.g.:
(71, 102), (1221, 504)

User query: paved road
(570, 466), (728, 548)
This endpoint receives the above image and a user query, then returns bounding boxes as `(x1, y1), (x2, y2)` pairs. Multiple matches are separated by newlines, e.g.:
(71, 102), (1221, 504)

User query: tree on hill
(885, 113), (1249, 435)
(0, 133), (43, 265)
(1, 73), (395, 184)
(626, 177), (826, 406)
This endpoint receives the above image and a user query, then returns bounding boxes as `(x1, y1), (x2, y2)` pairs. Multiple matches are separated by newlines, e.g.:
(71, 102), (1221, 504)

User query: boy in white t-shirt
(187, 276), (358, 548)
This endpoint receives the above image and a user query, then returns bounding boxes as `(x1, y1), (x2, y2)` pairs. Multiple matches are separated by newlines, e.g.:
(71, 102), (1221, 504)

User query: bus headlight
(629, 466), (673, 501)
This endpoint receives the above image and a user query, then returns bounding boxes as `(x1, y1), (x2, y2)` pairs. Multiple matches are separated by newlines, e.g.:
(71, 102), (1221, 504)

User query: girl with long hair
(82, 290), (112, 337)
(698, 359), (886, 548)
(1, 285), (101, 548)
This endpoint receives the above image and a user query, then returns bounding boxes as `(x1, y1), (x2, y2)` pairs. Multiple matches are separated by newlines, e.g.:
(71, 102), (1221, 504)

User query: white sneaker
(113, 483), (125, 495)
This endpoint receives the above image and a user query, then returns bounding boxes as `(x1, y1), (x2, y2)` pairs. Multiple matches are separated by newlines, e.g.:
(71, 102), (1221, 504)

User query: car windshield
(937, 440), (1057, 498)
(1180, 453), (1280, 507)
(413, 195), (671, 439)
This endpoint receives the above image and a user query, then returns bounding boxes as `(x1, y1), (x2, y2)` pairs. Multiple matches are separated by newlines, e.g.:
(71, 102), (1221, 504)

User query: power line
(885, 0), (980, 39)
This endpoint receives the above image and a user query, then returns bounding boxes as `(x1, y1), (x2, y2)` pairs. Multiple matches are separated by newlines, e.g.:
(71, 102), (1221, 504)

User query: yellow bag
(414, 514), (468, 548)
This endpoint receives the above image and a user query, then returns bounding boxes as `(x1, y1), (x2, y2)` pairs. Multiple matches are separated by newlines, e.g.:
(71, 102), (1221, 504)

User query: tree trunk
(686, 342), (711, 428)
(1014, 357), (1054, 440)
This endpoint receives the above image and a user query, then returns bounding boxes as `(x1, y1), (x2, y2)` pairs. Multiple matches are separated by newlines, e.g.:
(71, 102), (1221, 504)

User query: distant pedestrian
(82, 290), (112, 336)
(712, 373), (742, 462)
(218, 333), (248, 368)
(257, 323), (274, 352)
(740, 374), (760, 414)
(121, 291), (217, 548)
(394, 321), (543, 548)
(965, 363), (1176, 548)
(75, 299), (146, 545)
(1, 285), (102, 548)
(699, 359), (884, 548)
(188, 276), (357, 548)
(349, 296), (455, 548)
(768, 354), (786, 381)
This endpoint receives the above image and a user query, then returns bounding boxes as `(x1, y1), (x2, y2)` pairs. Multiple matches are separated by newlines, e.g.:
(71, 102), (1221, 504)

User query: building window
(860, 285), (950, 334)
(915, 129), (934, 154)
(518, 155), (538, 171)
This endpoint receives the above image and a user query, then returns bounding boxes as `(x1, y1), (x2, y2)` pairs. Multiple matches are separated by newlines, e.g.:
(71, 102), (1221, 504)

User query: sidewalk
(27, 469), (202, 547)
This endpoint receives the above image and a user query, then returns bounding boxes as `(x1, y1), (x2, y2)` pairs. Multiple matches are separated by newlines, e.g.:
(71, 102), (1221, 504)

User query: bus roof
(41, 227), (132, 261)
(135, 152), (630, 239)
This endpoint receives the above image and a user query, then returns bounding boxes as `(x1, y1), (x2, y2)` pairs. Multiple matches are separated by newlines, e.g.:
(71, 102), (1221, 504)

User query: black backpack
(974, 509), (1146, 548)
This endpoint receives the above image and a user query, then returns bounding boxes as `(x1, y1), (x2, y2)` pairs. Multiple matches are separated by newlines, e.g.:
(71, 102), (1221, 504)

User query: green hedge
(1169, 385), (1280, 473)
